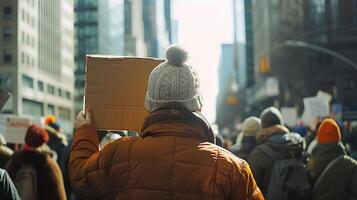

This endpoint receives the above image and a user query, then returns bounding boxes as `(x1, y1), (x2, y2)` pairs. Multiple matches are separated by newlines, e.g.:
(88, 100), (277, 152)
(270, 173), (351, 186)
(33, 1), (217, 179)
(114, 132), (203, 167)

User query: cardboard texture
(85, 55), (164, 131)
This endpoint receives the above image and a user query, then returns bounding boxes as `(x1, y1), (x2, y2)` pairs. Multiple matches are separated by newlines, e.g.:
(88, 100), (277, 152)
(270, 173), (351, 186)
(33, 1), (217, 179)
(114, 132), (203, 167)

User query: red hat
(25, 125), (49, 148)
(316, 119), (341, 144)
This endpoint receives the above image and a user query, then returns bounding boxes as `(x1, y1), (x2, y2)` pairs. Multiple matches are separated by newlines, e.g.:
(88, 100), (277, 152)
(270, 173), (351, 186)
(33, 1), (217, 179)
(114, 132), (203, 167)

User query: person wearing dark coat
(44, 116), (68, 163)
(307, 118), (357, 200)
(248, 106), (305, 195)
(0, 168), (21, 200)
(6, 124), (66, 200)
(231, 116), (261, 161)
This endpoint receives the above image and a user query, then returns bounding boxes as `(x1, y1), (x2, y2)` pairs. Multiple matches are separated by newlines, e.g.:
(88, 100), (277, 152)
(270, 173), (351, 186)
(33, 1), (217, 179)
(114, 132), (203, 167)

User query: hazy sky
(173, 0), (235, 123)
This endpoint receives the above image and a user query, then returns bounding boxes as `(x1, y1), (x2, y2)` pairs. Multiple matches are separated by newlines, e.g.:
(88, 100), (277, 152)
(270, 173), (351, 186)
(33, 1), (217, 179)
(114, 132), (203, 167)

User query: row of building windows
(22, 9), (35, 27)
(21, 52), (35, 67)
(21, 75), (71, 99)
(22, 31), (35, 47)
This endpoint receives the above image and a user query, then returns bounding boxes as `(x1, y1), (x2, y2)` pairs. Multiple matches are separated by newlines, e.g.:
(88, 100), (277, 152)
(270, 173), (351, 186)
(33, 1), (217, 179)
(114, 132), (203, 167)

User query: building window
(47, 104), (55, 115)
(65, 91), (71, 99)
(22, 75), (34, 88)
(58, 88), (62, 97)
(0, 73), (12, 92)
(38, 81), (44, 91)
(22, 98), (43, 116)
(47, 85), (55, 95)
(3, 49), (12, 63)
(3, 7), (12, 20)
(3, 27), (12, 41)
(21, 52), (25, 64)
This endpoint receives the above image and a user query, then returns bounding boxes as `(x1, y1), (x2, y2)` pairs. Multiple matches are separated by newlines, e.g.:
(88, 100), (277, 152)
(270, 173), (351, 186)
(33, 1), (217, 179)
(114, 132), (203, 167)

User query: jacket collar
(256, 125), (289, 144)
(140, 121), (210, 142)
(139, 102), (214, 143)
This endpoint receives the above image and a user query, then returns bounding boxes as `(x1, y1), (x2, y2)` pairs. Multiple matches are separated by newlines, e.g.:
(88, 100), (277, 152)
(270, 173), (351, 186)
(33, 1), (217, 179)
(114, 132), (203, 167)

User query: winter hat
(260, 106), (283, 128)
(144, 45), (204, 112)
(44, 115), (60, 131)
(316, 118), (341, 144)
(25, 125), (49, 148)
(242, 116), (261, 136)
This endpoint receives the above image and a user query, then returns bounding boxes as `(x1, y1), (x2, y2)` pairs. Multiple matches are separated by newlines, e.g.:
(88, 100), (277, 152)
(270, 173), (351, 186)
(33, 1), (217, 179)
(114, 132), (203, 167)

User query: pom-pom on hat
(317, 118), (341, 144)
(144, 44), (204, 112)
(44, 115), (56, 125)
(25, 125), (49, 148)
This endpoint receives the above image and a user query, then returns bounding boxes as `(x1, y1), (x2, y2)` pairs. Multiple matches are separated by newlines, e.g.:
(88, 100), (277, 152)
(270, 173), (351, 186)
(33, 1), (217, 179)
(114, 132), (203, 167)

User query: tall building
(74, 0), (125, 114)
(124, 0), (147, 56)
(0, 0), (75, 133)
(216, 44), (247, 128)
(250, 0), (357, 115)
(142, 0), (170, 57)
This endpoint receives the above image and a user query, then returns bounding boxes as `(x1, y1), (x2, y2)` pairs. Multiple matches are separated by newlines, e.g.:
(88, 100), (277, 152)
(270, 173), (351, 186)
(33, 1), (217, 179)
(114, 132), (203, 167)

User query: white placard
(281, 107), (298, 127)
(303, 96), (330, 118)
(4, 117), (31, 144)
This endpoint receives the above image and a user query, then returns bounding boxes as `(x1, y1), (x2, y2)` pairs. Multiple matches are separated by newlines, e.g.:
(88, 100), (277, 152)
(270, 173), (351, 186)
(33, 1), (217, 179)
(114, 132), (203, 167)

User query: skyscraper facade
(0, 0), (75, 133)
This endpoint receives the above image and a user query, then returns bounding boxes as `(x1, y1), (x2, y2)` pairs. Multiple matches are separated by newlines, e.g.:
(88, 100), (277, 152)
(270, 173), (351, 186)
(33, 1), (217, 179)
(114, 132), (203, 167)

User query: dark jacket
(307, 143), (357, 200)
(45, 126), (67, 163)
(69, 105), (264, 200)
(6, 149), (66, 200)
(0, 168), (21, 200)
(231, 135), (256, 161)
(248, 125), (304, 195)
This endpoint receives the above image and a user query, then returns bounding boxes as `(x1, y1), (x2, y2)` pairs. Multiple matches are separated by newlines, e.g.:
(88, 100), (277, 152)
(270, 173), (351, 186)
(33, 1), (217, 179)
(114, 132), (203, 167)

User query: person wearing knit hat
(5, 124), (66, 199)
(24, 125), (49, 149)
(43, 115), (67, 166)
(316, 118), (341, 144)
(248, 106), (304, 195)
(70, 45), (264, 199)
(231, 116), (261, 161)
(307, 118), (357, 200)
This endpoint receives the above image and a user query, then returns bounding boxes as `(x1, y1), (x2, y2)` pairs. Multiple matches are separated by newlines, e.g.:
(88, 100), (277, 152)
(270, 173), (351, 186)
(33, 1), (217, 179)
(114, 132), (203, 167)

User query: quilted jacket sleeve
(232, 161), (265, 200)
(69, 124), (114, 199)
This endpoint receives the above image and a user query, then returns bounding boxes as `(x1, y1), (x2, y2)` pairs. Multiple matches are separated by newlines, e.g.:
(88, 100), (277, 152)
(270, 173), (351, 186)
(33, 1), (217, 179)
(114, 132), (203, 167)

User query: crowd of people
(0, 45), (356, 200)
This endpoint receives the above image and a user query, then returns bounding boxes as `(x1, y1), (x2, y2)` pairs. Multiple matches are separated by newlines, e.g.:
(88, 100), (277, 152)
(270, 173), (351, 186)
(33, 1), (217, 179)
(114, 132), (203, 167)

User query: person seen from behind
(6, 124), (66, 200)
(231, 116), (261, 161)
(307, 118), (357, 200)
(248, 107), (304, 195)
(69, 45), (264, 200)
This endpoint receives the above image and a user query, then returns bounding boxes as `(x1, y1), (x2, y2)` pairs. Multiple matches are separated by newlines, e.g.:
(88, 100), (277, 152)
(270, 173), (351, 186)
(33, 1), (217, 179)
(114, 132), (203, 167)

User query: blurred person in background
(69, 45), (263, 200)
(0, 89), (21, 200)
(0, 168), (21, 200)
(0, 134), (13, 168)
(231, 116), (261, 161)
(307, 118), (357, 200)
(248, 106), (304, 195)
(350, 123), (357, 160)
(6, 124), (66, 200)
(100, 132), (121, 148)
(44, 115), (68, 163)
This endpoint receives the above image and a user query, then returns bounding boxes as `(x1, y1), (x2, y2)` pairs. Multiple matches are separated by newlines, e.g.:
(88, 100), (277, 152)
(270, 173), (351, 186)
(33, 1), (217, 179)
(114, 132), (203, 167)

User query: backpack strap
(314, 155), (345, 191)
(256, 144), (280, 161)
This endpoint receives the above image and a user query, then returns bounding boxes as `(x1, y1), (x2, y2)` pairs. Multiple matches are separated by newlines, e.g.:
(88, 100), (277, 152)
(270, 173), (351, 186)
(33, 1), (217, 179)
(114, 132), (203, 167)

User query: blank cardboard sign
(85, 55), (164, 131)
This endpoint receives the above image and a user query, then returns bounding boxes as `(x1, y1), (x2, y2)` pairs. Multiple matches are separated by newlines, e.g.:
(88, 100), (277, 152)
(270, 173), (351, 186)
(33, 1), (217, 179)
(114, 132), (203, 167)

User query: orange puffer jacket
(69, 122), (264, 200)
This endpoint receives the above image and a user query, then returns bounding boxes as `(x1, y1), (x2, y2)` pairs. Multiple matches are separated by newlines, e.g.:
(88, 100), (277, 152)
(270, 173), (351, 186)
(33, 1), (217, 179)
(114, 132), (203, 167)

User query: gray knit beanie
(144, 45), (204, 112)
(260, 106), (284, 128)
(242, 116), (261, 136)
